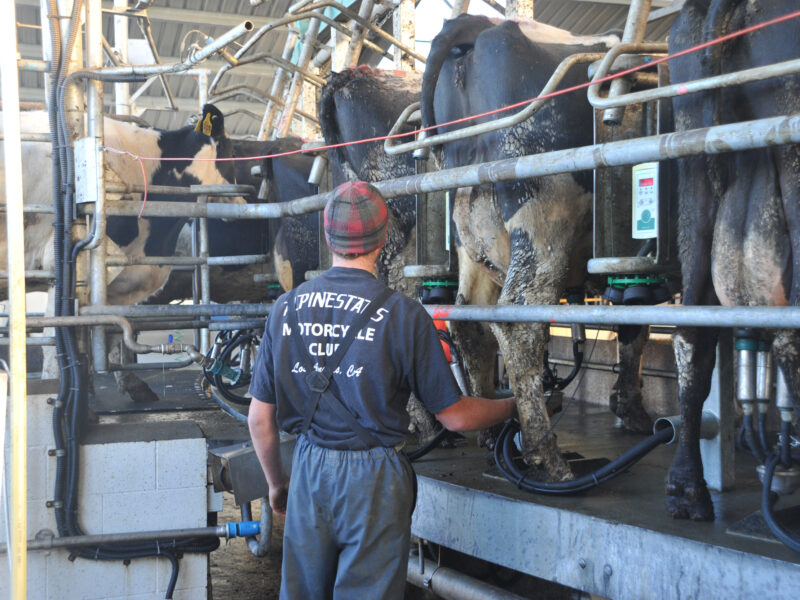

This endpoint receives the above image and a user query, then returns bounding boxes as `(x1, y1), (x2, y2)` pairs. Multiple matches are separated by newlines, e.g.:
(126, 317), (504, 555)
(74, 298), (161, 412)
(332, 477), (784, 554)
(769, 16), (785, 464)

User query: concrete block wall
(1, 384), (211, 600)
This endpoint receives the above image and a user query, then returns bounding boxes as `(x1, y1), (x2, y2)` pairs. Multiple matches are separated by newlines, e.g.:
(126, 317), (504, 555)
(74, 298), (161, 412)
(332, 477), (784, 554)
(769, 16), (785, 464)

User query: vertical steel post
(701, 331), (736, 491)
(198, 195), (211, 353)
(302, 65), (320, 139)
(602, 0), (652, 126)
(506, 0), (533, 20)
(393, 0), (416, 72)
(449, 0), (471, 18)
(278, 17), (320, 138)
(258, 30), (298, 140)
(59, 0), (85, 139)
(39, 0), (53, 109)
(197, 68), (209, 111)
(86, 0), (109, 373)
(113, 0), (131, 116)
(344, 0), (374, 68)
(2, 4), (29, 596)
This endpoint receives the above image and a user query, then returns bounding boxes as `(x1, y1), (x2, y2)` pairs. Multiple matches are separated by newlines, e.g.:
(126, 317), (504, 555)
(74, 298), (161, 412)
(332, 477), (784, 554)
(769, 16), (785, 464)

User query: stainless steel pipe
(407, 555), (527, 600)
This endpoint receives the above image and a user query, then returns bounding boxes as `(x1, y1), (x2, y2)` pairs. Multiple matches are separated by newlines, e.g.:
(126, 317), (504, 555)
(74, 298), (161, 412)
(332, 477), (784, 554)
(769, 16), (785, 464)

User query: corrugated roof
(14, 0), (680, 138)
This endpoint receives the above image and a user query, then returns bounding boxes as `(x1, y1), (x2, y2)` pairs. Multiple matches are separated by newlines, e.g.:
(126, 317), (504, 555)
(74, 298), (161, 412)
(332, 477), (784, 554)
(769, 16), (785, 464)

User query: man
(248, 181), (515, 599)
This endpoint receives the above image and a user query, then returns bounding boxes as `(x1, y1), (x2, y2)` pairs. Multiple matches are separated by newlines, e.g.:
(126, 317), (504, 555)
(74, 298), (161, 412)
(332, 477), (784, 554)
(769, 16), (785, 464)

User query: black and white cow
(420, 16), (654, 480)
(152, 136), (318, 304)
(668, 0), (800, 520)
(318, 66), (422, 297)
(0, 105), (244, 400)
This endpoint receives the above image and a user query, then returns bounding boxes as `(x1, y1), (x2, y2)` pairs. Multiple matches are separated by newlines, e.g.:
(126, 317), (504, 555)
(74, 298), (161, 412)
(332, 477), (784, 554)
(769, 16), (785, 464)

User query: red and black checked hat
(324, 181), (388, 255)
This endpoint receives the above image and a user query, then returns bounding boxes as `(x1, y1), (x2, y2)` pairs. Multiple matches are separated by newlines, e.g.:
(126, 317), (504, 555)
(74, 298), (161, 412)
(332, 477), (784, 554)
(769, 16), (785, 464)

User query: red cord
(102, 8), (800, 169)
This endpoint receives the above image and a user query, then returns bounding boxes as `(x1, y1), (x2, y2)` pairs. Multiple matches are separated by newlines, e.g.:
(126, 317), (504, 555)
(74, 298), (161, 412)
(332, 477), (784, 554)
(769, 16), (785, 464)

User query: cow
(419, 15), (654, 480)
(318, 66), (423, 298)
(668, 0), (800, 520)
(0, 104), (245, 401)
(151, 136), (318, 304)
(319, 67), (446, 441)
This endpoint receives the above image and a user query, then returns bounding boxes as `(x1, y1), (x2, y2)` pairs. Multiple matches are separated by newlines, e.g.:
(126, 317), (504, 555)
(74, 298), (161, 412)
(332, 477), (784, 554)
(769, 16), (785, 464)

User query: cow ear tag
(194, 118), (202, 133)
(201, 113), (214, 136)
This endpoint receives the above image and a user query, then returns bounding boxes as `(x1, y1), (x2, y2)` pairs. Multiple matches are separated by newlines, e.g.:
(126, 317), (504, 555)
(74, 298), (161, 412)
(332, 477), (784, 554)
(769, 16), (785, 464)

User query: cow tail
(420, 14), (494, 133)
(318, 70), (359, 175)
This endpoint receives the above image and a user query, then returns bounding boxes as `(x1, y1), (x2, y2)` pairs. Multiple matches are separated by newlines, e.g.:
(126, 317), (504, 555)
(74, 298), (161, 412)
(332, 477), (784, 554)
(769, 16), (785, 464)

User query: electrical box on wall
(631, 162), (659, 240)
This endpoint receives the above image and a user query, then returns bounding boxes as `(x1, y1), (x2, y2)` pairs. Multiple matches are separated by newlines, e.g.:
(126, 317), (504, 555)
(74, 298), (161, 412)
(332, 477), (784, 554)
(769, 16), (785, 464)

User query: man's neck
(330, 253), (378, 275)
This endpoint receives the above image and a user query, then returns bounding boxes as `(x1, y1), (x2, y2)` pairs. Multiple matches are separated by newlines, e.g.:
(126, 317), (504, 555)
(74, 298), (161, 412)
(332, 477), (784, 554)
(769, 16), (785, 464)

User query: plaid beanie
(324, 181), (388, 255)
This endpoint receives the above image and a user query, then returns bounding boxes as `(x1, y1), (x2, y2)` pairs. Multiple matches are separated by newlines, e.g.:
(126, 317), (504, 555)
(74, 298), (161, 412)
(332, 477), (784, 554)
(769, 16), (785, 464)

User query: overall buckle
(306, 371), (330, 393)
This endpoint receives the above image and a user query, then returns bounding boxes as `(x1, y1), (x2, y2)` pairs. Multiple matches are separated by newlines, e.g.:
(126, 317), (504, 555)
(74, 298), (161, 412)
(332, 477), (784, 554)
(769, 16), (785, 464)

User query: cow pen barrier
(90, 110), (800, 221)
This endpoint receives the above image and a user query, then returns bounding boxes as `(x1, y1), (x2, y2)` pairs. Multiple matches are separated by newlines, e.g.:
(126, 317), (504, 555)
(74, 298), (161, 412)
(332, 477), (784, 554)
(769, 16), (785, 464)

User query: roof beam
(17, 43), (276, 80)
(15, 0), (283, 31)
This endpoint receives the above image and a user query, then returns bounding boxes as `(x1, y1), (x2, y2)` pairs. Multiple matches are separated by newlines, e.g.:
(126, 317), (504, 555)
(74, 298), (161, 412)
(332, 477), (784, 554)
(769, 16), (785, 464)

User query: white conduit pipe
(407, 555), (527, 600)
(1, 2), (29, 596)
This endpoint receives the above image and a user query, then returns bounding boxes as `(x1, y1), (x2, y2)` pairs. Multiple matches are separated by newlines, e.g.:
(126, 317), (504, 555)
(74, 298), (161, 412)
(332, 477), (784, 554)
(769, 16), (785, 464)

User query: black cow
(319, 67), (447, 440)
(318, 66), (422, 297)
(668, 0), (800, 520)
(421, 16), (639, 480)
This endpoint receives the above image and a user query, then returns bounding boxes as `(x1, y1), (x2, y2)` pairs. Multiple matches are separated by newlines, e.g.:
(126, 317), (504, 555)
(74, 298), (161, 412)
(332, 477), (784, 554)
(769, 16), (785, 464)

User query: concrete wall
(1, 384), (211, 600)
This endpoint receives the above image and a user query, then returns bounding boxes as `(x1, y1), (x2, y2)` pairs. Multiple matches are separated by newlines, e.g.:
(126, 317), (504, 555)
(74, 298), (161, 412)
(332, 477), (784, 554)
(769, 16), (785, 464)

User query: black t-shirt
(249, 267), (462, 449)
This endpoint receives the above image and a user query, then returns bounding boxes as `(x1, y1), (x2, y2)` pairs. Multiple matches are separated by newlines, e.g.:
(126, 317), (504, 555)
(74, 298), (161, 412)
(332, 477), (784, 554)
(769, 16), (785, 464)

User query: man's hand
(269, 479), (290, 518)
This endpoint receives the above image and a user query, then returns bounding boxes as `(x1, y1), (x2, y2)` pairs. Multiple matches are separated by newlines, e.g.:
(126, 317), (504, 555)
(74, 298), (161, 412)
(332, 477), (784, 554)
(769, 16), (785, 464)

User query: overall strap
(286, 286), (394, 448)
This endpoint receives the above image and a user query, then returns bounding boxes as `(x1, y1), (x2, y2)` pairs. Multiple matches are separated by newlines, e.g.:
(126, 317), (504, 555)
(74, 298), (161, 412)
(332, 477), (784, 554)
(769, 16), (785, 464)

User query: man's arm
(248, 398), (290, 517)
(435, 395), (516, 432)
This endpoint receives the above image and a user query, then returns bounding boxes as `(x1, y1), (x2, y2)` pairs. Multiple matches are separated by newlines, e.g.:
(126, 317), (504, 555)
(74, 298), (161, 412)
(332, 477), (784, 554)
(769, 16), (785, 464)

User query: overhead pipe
(104, 253), (270, 267)
(601, 0), (652, 126)
(385, 52), (606, 155)
(2, 1), (29, 594)
(407, 555), (527, 600)
(90, 111), (800, 222)
(588, 45), (800, 111)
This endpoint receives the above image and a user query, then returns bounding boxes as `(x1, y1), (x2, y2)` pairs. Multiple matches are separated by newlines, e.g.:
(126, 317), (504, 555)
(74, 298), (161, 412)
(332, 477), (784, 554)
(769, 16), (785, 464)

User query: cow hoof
(610, 392), (653, 434)
(127, 380), (161, 403)
(666, 477), (714, 521)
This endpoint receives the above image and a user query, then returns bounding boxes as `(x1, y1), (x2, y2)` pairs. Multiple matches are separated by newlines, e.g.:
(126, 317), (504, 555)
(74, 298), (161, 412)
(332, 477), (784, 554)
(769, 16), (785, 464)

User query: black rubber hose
(757, 411), (771, 457)
(405, 428), (449, 462)
(761, 453), (800, 553)
(743, 413), (767, 463)
(212, 331), (257, 405)
(781, 419), (793, 468)
(494, 420), (672, 495)
(209, 389), (249, 423)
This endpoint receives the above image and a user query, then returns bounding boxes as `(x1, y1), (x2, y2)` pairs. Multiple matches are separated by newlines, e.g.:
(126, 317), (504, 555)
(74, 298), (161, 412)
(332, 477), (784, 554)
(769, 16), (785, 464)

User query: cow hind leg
(610, 325), (653, 433)
(667, 326), (717, 521)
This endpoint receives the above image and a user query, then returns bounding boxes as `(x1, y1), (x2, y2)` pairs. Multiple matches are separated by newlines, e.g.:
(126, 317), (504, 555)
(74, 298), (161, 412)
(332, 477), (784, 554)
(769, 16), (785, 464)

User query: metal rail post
(344, 0), (374, 67)
(113, 0), (131, 116)
(2, 4), (29, 596)
(449, 0), (470, 19)
(86, 0), (109, 374)
(506, 0), (533, 20)
(602, 0), (651, 126)
(198, 195), (211, 353)
(277, 18), (320, 137)
(393, 0), (416, 72)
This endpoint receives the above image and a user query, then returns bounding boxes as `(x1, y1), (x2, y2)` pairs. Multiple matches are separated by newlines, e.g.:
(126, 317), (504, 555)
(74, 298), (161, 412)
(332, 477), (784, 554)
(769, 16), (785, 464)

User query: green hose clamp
(421, 280), (458, 289)
(607, 274), (668, 289)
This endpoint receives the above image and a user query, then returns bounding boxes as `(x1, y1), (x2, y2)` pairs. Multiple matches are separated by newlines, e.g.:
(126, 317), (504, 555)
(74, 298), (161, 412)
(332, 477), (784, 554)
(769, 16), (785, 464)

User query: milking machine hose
(494, 419), (673, 495)
(761, 453), (800, 553)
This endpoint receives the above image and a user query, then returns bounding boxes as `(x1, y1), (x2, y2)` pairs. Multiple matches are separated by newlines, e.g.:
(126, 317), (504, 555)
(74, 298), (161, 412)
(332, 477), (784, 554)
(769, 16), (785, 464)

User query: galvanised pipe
(0, 270), (56, 280)
(0, 337), (57, 347)
(259, 30), (297, 140)
(601, 0), (652, 126)
(588, 45), (800, 111)
(548, 357), (676, 379)
(407, 555), (527, 600)
(80, 304), (272, 318)
(0, 521), (260, 553)
(198, 195), (211, 353)
(2, 1), (29, 591)
(103, 183), (256, 197)
(98, 111), (800, 221)
(384, 53), (607, 156)
(277, 17), (320, 137)
(76, 301), (800, 330)
(344, 0), (375, 68)
(104, 254), (270, 267)
(26, 315), (190, 355)
(17, 59), (48, 72)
